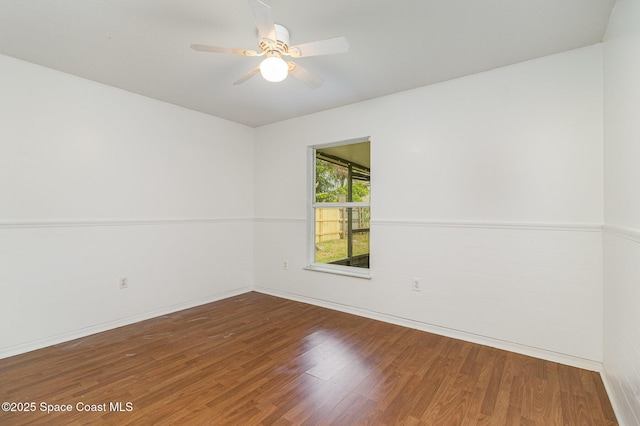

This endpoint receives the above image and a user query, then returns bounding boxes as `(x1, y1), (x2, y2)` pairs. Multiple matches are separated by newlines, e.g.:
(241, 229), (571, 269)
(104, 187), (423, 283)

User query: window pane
(315, 159), (370, 203)
(315, 158), (348, 203)
(310, 139), (370, 273)
(314, 207), (370, 268)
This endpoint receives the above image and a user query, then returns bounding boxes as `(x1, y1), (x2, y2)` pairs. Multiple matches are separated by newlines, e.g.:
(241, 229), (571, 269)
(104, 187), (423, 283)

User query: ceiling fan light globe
(259, 56), (288, 82)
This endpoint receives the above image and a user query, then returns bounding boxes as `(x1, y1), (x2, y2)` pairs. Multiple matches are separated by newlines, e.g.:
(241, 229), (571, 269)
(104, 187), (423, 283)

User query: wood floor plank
(0, 292), (617, 425)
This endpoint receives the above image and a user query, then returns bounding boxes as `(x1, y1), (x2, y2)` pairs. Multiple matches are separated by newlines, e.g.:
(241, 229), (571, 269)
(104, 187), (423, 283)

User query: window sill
(304, 264), (372, 280)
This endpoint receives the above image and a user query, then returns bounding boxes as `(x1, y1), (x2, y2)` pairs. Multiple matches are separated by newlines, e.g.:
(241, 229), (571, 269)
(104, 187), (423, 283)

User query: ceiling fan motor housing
(259, 24), (290, 55)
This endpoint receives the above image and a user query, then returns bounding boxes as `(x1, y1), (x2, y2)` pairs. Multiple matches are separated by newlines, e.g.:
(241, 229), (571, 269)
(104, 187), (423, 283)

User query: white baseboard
(254, 286), (603, 372)
(0, 286), (253, 360)
(1, 284), (603, 372)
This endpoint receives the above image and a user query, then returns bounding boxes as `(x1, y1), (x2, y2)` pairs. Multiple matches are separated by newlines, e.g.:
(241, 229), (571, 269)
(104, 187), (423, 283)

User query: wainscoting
(603, 226), (640, 425)
(0, 218), (253, 359)
(254, 218), (603, 369)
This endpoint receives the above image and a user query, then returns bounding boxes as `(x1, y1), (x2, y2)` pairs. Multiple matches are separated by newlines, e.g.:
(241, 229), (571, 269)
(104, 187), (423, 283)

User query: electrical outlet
(119, 277), (128, 289)
(412, 277), (421, 292)
(283, 259), (288, 270)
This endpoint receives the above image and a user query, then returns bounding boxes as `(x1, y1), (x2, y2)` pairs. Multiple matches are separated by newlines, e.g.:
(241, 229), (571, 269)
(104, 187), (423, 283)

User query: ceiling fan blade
(248, 0), (276, 41)
(191, 44), (258, 57)
(233, 66), (261, 85)
(288, 37), (349, 58)
(287, 62), (323, 89)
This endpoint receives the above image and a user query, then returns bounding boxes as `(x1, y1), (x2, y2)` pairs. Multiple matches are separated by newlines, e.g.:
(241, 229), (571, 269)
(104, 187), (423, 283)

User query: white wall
(603, 0), (640, 423)
(0, 54), (254, 358)
(254, 45), (604, 367)
(0, 40), (608, 379)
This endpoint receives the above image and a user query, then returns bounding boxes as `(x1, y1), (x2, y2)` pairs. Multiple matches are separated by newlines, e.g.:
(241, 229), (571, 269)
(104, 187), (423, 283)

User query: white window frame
(305, 137), (372, 279)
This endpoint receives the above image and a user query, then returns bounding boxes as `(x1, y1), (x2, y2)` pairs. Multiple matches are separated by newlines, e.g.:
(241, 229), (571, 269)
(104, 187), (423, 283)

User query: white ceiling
(0, 0), (615, 128)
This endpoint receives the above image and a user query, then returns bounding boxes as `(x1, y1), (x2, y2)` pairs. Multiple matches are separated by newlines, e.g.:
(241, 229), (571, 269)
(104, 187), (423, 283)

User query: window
(307, 138), (370, 277)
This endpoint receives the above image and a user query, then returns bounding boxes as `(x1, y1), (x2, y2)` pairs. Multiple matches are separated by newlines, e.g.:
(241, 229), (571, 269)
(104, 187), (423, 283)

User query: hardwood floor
(0, 292), (617, 425)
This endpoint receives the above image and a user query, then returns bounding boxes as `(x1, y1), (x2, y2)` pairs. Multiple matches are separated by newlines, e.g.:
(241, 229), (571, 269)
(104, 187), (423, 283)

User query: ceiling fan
(191, 0), (349, 88)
